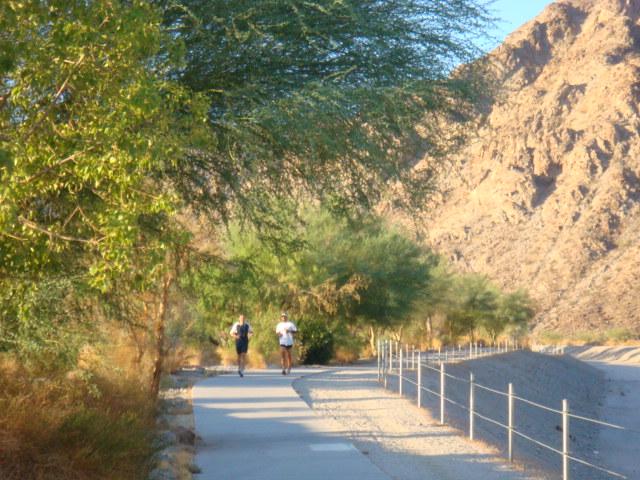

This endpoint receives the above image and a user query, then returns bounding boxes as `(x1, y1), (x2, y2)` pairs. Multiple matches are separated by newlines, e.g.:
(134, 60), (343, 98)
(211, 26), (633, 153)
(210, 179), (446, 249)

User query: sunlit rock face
(420, 0), (640, 334)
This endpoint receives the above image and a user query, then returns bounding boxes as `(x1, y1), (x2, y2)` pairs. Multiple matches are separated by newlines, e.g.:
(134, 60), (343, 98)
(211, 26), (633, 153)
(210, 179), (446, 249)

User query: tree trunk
(425, 316), (433, 349)
(368, 325), (377, 355)
(151, 273), (172, 397)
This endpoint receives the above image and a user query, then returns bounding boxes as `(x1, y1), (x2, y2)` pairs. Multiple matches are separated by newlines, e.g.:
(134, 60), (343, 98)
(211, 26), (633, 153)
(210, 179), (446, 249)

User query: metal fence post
(563, 399), (570, 480)
(391, 341), (395, 372)
(406, 344), (410, 370)
(417, 352), (422, 408)
(399, 345), (404, 396)
(508, 383), (514, 462)
(469, 372), (475, 440)
(412, 345), (415, 370)
(440, 362), (445, 424)
(377, 338), (381, 382)
(383, 341), (388, 389)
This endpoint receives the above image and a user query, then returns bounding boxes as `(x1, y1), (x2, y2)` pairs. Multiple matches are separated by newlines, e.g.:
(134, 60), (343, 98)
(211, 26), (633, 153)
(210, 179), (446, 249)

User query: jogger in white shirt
(275, 312), (297, 375)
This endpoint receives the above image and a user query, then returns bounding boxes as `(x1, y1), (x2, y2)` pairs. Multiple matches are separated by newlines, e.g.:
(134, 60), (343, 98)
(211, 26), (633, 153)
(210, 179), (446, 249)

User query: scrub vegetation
(180, 209), (534, 366)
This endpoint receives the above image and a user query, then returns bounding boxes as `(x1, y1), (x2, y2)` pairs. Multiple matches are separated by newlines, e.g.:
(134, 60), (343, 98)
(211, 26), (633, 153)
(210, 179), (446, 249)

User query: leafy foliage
(159, 0), (494, 224)
(297, 318), (334, 365)
(181, 210), (436, 361)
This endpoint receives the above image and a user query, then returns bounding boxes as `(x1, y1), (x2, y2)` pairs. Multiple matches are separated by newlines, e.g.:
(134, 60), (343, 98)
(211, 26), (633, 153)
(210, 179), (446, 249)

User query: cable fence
(376, 339), (633, 480)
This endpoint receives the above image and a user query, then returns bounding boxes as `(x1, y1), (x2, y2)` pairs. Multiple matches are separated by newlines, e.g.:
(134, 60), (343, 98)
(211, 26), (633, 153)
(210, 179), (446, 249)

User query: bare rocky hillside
(420, 0), (640, 334)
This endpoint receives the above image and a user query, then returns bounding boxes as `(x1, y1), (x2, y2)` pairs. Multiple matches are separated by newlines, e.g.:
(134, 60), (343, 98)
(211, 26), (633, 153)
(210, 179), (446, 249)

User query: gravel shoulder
(293, 366), (543, 480)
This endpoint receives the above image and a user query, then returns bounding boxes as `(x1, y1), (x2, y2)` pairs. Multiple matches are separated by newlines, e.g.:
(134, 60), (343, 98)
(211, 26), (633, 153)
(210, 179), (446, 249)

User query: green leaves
(0, 0), (207, 291)
(161, 0), (495, 223)
(0, 1), (210, 361)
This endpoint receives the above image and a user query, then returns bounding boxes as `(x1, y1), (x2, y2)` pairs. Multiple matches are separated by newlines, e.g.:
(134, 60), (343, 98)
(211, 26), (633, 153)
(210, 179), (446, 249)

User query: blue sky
(489, 0), (554, 45)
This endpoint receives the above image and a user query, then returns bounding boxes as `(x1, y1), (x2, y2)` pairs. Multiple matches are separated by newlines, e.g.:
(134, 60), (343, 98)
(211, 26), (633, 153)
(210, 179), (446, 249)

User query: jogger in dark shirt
(230, 314), (253, 377)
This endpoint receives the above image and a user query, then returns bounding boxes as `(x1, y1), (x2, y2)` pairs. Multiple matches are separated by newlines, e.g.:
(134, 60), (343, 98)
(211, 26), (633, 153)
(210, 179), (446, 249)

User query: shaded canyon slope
(420, 0), (640, 334)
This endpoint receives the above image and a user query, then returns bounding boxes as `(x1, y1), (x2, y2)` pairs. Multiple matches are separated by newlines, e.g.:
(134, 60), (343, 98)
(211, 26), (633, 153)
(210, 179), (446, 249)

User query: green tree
(496, 290), (535, 340)
(160, 0), (494, 226)
(182, 211), (436, 361)
(410, 259), (454, 348)
(0, 0), (208, 393)
(443, 274), (498, 343)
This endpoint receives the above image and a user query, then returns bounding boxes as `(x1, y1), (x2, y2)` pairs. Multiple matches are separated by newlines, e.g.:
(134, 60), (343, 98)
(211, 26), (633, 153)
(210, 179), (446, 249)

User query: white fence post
(440, 362), (445, 425)
(384, 340), (388, 388)
(412, 345), (415, 370)
(399, 345), (404, 396)
(377, 338), (381, 382)
(391, 341), (395, 372)
(563, 399), (570, 480)
(508, 383), (514, 462)
(417, 352), (422, 408)
(406, 344), (410, 370)
(469, 372), (475, 440)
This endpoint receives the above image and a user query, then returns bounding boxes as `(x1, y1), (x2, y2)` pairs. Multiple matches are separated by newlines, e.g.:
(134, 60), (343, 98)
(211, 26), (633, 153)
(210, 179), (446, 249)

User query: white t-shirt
(275, 320), (297, 346)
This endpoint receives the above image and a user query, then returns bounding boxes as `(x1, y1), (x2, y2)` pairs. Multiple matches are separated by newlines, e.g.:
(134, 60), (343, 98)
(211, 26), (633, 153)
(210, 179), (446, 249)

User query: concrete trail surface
(192, 369), (390, 480)
(193, 366), (539, 480)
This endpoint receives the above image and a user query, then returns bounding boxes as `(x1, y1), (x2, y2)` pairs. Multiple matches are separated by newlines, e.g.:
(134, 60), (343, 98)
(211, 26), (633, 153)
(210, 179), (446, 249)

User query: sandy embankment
(567, 346), (640, 480)
(295, 351), (611, 480)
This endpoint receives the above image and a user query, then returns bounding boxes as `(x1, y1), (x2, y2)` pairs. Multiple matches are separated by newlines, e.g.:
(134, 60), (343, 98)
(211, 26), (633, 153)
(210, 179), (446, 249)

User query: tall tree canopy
(160, 0), (493, 225)
(0, 0), (494, 366)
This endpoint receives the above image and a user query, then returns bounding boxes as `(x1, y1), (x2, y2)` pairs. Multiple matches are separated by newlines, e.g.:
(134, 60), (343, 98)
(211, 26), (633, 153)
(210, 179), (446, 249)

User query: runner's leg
(286, 347), (292, 373)
(280, 346), (287, 374)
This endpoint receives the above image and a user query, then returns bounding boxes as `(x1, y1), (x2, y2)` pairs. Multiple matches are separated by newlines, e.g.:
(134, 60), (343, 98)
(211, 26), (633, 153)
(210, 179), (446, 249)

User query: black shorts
(279, 345), (292, 350)
(235, 339), (249, 354)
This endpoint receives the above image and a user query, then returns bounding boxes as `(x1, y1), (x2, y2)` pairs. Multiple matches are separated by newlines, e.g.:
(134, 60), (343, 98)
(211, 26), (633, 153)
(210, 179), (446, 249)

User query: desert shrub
(297, 318), (334, 365)
(605, 327), (638, 343)
(536, 331), (564, 345)
(573, 330), (606, 345)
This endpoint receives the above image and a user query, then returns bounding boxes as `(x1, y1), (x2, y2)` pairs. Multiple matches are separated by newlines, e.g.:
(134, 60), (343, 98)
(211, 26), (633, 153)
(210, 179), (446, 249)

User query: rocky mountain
(420, 0), (640, 335)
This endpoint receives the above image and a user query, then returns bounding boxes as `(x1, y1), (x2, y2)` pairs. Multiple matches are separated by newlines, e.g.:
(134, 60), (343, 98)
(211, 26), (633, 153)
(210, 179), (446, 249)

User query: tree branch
(18, 150), (87, 185)
(17, 216), (103, 245)
(22, 53), (85, 141)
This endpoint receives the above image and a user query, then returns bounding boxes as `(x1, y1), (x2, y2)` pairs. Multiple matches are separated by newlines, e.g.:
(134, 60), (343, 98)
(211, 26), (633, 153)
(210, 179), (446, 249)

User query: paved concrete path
(192, 369), (391, 480)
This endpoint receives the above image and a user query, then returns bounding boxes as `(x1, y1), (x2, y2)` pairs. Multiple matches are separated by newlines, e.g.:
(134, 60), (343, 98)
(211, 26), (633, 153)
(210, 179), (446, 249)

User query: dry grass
(164, 345), (220, 372)
(216, 346), (268, 369)
(0, 338), (157, 480)
(333, 346), (359, 364)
